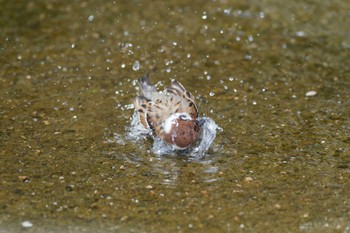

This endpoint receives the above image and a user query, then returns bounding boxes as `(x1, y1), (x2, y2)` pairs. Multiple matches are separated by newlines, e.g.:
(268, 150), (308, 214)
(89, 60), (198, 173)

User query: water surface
(1, 0), (349, 232)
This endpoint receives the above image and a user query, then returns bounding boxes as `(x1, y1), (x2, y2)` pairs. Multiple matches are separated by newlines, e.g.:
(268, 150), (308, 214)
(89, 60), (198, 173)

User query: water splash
(132, 60), (140, 71)
(127, 112), (219, 158)
(88, 15), (94, 22)
(191, 117), (219, 158)
(126, 112), (153, 141)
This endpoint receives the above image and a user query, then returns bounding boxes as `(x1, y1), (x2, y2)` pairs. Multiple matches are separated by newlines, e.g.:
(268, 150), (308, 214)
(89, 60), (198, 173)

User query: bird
(133, 74), (200, 149)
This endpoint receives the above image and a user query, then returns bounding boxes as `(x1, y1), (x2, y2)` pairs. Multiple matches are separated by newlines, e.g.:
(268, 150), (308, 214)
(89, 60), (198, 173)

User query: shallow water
(1, 0), (350, 232)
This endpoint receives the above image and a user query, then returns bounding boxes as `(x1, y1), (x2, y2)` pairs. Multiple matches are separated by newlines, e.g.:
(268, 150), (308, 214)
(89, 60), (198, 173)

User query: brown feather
(134, 75), (200, 148)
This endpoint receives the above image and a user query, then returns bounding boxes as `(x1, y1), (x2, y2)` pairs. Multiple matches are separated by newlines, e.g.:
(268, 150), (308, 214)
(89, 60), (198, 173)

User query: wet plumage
(133, 74), (200, 149)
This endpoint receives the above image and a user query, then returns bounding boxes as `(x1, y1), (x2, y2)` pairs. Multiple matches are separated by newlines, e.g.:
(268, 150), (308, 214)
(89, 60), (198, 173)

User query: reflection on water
(202, 165), (220, 183)
(149, 157), (222, 187)
(106, 129), (222, 188)
(152, 159), (179, 187)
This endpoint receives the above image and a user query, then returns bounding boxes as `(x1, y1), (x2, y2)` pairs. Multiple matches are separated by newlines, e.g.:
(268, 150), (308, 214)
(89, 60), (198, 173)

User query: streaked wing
(165, 81), (198, 119)
(133, 96), (151, 129)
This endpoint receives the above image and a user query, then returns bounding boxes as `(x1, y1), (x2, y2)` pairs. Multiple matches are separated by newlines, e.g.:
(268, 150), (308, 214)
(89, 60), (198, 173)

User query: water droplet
(124, 42), (133, 48)
(132, 60), (140, 71)
(125, 104), (134, 109)
(209, 92), (215, 97)
(224, 8), (231, 15)
(259, 12), (265, 19)
(121, 63), (126, 68)
(248, 35), (254, 42)
(165, 60), (173, 66)
(88, 15), (94, 22)
(296, 31), (306, 37)
(244, 54), (252, 60)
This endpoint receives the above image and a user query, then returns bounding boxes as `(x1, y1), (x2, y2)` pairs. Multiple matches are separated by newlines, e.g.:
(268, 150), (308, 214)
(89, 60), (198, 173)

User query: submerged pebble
(21, 221), (33, 228)
(305, 90), (317, 97)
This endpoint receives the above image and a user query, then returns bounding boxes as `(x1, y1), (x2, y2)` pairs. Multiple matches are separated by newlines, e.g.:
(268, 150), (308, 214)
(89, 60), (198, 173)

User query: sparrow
(133, 74), (200, 149)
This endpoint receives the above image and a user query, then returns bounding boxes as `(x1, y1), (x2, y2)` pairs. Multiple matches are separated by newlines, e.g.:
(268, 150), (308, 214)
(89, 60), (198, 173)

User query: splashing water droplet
(259, 12), (265, 19)
(132, 60), (140, 71)
(88, 15), (94, 22)
(296, 31), (306, 37)
(125, 104), (134, 109)
(224, 8), (231, 15)
(248, 35), (254, 42)
(245, 54), (252, 60)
